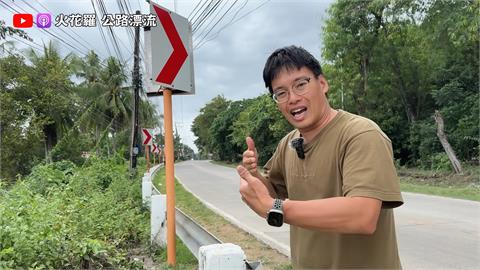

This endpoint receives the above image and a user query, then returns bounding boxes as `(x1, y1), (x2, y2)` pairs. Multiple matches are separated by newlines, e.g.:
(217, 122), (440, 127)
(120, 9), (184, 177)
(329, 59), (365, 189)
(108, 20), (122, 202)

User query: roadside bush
(0, 157), (147, 269)
(430, 152), (452, 172)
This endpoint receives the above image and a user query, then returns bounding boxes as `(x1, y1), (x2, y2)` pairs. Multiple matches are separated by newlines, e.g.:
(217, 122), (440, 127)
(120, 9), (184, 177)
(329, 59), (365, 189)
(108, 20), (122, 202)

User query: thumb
(246, 137), (256, 152)
(237, 165), (254, 183)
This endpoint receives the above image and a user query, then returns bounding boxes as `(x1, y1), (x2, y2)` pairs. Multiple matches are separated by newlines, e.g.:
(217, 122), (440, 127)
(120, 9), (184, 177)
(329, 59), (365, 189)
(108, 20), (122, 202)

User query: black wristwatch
(267, 199), (284, 227)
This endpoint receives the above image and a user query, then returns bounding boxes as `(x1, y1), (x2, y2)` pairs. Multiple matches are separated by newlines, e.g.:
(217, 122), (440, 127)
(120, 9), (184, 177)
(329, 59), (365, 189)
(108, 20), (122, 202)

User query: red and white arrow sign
(148, 3), (194, 95)
(151, 143), (157, 153)
(142, 129), (153, 145)
(152, 3), (188, 85)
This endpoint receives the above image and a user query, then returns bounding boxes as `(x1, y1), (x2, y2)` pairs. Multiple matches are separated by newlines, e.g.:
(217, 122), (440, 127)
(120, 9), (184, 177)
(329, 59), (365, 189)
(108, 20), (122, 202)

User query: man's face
(271, 67), (329, 133)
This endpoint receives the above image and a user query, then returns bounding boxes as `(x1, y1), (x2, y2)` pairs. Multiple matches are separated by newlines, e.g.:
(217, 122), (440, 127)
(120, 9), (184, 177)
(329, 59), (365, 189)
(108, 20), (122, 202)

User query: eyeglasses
(272, 77), (311, 103)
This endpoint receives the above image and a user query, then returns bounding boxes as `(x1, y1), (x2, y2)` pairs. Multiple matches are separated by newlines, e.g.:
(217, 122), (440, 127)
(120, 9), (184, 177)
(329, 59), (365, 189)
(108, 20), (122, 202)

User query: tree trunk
(112, 118), (117, 154)
(43, 123), (57, 163)
(433, 110), (464, 174)
(362, 55), (368, 94)
(44, 138), (49, 163)
(95, 124), (100, 156)
(389, 47), (416, 123)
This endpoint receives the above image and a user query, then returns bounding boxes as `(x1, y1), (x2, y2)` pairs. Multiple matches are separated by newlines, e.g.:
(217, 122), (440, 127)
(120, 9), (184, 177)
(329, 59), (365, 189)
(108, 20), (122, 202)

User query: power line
(31, 0), (103, 58)
(90, 0), (114, 58)
(194, 0), (239, 49)
(192, 0), (223, 34)
(189, 0), (210, 23)
(193, 0), (229, 36)
(187, 0), (205, 20)
(187, 0), (202, 19)
(191, 0), (216, 28)
(96, 0), (125, 63)
(1, 0), (91, 57)
(196, 0), (270, 50)
(7, 32), (44, 53)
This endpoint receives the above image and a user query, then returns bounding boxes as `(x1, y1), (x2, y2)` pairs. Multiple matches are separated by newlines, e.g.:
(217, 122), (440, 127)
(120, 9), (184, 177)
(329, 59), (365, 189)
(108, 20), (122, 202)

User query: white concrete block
(151, 194), (167, 247)
(198, 243), (245, 270)
(142, 181), (152, 206)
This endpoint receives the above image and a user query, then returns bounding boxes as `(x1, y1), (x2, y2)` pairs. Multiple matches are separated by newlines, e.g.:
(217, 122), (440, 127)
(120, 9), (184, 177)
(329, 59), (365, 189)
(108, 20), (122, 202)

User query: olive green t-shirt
(264, 110), (403, 269)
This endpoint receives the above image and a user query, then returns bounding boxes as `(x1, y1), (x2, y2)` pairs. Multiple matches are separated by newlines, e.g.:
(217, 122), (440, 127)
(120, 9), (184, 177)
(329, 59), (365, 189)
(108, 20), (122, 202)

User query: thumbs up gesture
(243, 137), (259, 176)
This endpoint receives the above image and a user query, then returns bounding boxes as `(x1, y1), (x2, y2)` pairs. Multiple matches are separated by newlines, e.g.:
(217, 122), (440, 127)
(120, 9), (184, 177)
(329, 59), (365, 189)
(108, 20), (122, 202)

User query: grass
(399, 182), (479, 201)
(211, 160), (480, 201)
(153, 167), (292, 270)
(398, 165), (480, 201)
(209, 160), (239, 168)
(151, 238), (198, 269)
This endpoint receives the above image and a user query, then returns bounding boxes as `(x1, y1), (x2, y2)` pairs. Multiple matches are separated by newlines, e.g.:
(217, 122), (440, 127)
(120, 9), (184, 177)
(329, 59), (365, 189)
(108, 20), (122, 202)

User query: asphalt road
(174, 160), (480, 269)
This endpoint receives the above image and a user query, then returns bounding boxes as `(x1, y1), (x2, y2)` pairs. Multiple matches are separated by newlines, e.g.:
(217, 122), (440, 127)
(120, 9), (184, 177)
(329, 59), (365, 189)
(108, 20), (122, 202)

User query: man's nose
(288, 90), (302, 104)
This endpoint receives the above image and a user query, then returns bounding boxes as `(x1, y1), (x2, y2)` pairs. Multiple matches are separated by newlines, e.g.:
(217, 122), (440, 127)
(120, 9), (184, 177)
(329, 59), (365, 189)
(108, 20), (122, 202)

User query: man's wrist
(262, 197), (274, 218)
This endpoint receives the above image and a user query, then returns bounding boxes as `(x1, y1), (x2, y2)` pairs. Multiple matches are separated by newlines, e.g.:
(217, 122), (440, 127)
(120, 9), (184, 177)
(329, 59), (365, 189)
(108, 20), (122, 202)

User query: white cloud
(1, 0), (335, 152)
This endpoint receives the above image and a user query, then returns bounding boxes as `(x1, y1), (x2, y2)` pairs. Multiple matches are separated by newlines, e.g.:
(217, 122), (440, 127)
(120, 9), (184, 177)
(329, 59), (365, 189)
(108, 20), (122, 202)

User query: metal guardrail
(148, 164), (262, 269)
(149, 164), (222, 255)
(175, 208), (222, 259)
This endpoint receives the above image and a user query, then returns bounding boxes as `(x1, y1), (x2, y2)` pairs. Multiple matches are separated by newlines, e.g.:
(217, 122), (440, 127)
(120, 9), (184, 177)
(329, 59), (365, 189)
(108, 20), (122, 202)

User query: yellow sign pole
(146, 145), (150, 172)
(163, 89), (176, 265)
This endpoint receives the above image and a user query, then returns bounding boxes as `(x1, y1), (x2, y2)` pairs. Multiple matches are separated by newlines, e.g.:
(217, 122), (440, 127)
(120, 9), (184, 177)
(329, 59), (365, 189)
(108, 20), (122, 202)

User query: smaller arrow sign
(151, 144), (157, 153)
(142, 129), (153, 145)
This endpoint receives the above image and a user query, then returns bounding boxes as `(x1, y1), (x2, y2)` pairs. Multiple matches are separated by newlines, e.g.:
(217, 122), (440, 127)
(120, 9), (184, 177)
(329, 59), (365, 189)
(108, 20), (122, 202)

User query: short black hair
(263, 45), (323, 93)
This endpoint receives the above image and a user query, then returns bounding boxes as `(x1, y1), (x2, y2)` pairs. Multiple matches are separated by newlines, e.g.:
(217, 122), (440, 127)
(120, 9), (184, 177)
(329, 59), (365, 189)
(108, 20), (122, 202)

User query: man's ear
(319, 75), (329, 94)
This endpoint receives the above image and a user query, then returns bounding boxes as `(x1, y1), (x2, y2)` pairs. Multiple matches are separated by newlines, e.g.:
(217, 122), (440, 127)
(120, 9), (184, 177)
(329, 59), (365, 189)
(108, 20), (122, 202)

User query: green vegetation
(323, 0), (478, 168)
(192, 0), (478, 193)
(0, 43), (161, 184)
(153, 168), (292, 270)
(398, 166), (480, 201)
(210, 160), (238, 168)
(0, 157), (149, 269)
(192, 95), (292, 164)
(151, 237), (197, 269)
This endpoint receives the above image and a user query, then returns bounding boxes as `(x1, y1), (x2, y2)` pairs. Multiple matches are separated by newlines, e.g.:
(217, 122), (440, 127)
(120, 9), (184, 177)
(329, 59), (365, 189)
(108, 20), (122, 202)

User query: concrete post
(151, 194), (167, 247)
(198, 243), (246, 270)
(142, 180), (152, 206)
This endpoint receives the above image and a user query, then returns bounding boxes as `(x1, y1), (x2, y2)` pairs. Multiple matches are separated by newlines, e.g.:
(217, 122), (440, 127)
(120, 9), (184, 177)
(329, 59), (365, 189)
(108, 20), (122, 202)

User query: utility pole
(130, 10), (142, 171)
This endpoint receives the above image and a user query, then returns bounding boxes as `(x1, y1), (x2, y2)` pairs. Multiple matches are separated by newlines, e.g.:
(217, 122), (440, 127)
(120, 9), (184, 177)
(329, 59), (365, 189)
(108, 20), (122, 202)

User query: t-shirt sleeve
(342, 130), (403, 208)
(263, 142), (289, 200)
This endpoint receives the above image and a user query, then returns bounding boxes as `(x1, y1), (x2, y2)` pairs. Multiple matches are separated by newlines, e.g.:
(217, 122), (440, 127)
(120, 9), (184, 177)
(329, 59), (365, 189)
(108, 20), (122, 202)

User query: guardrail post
(151, 194), (167, 247)
(198, 243), (246, 270)
(142, 180), (152, 206)
(143, 171), (152, 181)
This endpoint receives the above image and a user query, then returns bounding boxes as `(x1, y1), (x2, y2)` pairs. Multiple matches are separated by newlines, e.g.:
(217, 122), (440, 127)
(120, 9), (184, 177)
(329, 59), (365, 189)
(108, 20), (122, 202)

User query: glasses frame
(271, 77), (311, 104)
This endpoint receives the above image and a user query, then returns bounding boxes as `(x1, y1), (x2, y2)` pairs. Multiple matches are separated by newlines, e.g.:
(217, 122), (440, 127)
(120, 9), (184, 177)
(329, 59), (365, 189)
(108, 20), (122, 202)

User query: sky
(1, 0), (335, 152)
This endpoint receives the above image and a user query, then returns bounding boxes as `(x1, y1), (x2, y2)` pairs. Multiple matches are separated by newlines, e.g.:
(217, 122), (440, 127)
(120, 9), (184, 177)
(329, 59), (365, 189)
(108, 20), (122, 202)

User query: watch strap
(272, 198), (283, 211)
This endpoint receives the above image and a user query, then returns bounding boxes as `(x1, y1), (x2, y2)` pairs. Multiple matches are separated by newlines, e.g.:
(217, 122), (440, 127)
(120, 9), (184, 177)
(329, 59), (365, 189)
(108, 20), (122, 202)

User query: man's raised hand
(237, 165), (272, 218)
(242, 137), (259, 176)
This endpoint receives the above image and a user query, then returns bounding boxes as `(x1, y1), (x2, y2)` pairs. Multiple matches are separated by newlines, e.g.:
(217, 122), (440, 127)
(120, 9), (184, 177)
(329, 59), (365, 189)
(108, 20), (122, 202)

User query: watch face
(267, 211), (283, 227)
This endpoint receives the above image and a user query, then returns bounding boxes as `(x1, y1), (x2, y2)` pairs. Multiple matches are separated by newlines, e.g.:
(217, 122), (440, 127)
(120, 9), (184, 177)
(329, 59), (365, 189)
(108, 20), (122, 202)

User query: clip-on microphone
(291, 136), (305, 159)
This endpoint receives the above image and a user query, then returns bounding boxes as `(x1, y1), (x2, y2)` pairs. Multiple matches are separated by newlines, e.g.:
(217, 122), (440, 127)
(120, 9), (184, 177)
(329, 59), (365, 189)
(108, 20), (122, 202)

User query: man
(237, 45), (403, 269)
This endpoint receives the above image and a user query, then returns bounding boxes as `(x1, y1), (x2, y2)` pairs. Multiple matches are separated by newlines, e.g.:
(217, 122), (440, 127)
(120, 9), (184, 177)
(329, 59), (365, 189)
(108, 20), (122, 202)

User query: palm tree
(71, 51), (110, 154)
(26, 42), (75, 161)
(99, 56), (132, 153)
(72, 52), (161, 157)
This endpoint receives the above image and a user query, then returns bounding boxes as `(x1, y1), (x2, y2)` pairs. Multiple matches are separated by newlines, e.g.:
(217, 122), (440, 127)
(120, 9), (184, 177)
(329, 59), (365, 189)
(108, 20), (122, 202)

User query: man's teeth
(291, 108), (306, 115)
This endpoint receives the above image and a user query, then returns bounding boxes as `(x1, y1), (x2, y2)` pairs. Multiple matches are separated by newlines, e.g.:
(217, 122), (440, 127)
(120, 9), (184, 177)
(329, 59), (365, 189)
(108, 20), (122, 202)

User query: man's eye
(276, 91), (287, 98)
(296, 81), (307, 88)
